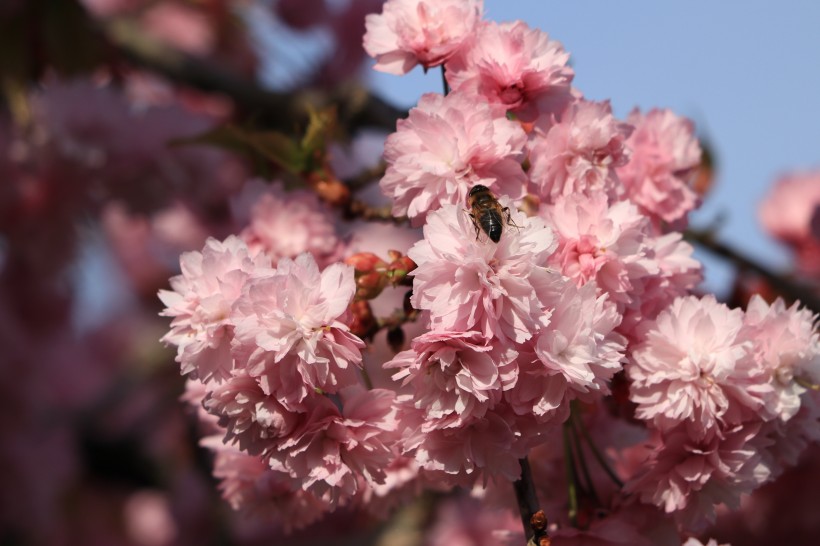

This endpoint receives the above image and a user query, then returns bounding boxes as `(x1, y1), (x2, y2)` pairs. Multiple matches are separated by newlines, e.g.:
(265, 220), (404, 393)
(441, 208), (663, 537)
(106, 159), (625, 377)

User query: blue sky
(366, 0), (820, 294)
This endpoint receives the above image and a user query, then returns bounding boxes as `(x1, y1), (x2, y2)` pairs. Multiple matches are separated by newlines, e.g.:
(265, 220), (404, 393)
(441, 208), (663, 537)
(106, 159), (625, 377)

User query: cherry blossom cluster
(359, 0), (820, 537)
(159, 193), (405, 526)
(154, 0), (820, 541)
(626, 294), (820, 523)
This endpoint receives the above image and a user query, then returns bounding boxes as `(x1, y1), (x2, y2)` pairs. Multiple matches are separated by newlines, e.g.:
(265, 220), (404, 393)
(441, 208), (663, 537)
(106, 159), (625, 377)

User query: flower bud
(356, 271), (388, 300)
(345, 252), (387, 274)
(348, 300), (376, 338)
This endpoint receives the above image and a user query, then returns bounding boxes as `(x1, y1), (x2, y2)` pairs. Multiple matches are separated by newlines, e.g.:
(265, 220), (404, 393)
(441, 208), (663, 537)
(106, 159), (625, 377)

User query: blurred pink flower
(140, 3), (215, 56)
(231, 253), (364, 410)
(617, 108), (702, 227)
(628, 295), (771, 440)
(528, 99), (632, 203)
(407, 201), (555, 343)
(123, 490), (177, 546)
(380, 92), (528, 225)
(207, 440), (330, 532)
(445, 20), (573, 121)
(238, 181), (346, 268)
(759, 171), (820, 275)
(159, 236), (270, 383)
(363, 0), (483, 74)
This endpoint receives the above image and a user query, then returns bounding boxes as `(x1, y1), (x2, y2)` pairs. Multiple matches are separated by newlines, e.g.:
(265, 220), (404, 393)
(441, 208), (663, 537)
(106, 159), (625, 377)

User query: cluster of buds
(345, 250), (416, 300)
(345, 250), (417, 343)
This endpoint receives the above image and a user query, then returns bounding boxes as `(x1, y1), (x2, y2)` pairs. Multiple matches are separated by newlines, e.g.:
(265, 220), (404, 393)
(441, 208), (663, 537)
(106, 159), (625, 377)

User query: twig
(686, 228), (820, 314)
(513, 457), (544, 543)
(345, 199), (409, 224)
(562, 423), (579, 527)
(100, 18), (407, 132)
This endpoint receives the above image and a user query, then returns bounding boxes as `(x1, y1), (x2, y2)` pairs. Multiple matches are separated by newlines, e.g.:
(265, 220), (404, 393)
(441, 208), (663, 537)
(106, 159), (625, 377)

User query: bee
(466, 185), (514, 243)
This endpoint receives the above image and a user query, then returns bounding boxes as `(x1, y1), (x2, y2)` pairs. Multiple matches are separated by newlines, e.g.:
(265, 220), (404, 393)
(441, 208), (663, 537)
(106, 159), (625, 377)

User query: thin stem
(569, 416), (600, 505)
(572, 405), (624, 489)
(562, 423), (579, 527)
(441, 65), (450, 95)
(512, 457), (540, 542)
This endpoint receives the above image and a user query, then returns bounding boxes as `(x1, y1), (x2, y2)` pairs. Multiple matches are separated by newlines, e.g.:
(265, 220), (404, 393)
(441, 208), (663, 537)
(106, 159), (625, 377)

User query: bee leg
(502, 206), (521, 234)
(466, 210), (481, 240)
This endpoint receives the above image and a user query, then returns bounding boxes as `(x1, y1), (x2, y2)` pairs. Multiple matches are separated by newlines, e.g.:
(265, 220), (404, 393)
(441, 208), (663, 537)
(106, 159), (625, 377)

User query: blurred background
(2, 1), (820, 545)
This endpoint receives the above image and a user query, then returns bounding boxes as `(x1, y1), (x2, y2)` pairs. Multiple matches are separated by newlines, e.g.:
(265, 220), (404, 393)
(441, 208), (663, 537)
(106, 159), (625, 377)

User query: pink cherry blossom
(206, 439), (331, 532)
(237, 181), (345, 268)
(528, 99), (632, 204)
(159, 236), (270, 383)
(543, 193), (659, 308)
(386, 330), (518, 429)
(511, 279), (625, 423)
(743, 295), (820, 422)
(616, 108), (702, 227)
(445, 20), (573, 121)
(363, 0), (483, 74)
(759, 171), (820, 275)
(627, 423), (770, 525)
(398, 401), (531, 483)
(407, 201), (556, 343)
(231, 253), (364, 410)
(627, 295), (771, 440)
(380, 92), (528, 225)
(202, 371), (298, 455)
(267, 387), (399, 502)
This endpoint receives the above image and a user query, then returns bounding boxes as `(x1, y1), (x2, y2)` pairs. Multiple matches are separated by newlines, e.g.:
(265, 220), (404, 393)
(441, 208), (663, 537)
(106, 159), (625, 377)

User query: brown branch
(345, 199), (409, 225)
(686, 228), (820, 314)
(513, 457), (548, 545)
(100, 19), (407, 131)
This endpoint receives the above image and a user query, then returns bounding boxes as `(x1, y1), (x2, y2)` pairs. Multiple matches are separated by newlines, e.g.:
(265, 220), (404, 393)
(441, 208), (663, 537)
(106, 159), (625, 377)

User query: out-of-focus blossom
(628, 295), (771, 440)
(445, 20), (573, 121)
(427, 496), (521, 546)
(528, 99), (632, 204)
(140, 2), (216, 56)
(363, 0), (483, 74)
(123, 490), (178, 546)
(759, 171), (820, 275)
(231, 253), (364, 410)
(159, 236), (270, 383)
(380, 92), (527, 225)
(237, 181), (346, 268)
(682, 539), (730, 546)
(207, 440), (331, 532)
(617, 108), (702, 228)
(407, 201), (555, 343)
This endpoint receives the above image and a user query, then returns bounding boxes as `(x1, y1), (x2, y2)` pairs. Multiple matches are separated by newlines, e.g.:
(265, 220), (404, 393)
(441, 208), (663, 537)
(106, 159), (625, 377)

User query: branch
(513, 457), (549, 545)
(686, 228), (820, 314)
(101, 19), (407, 132)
